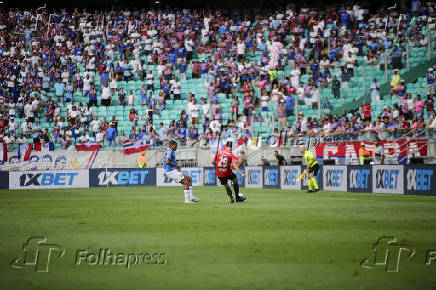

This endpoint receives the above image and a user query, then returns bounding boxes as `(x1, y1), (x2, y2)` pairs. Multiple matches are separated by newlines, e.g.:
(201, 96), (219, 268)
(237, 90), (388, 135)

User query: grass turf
(0, 186), (436, 290)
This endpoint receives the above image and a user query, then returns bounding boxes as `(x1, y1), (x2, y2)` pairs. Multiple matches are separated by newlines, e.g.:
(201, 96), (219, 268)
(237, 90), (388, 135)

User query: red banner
(77, 144), (101, 151)
(123, 140), (150, 155)
(315, 139), (428, 159)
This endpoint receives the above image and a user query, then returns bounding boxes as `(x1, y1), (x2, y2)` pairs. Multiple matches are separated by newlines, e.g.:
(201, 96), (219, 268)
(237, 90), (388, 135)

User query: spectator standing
(361, 100), (372, 122)
(427, 68), (435, 96)
(54, 79), (66, 103)
(191, 99), (200, 124)
(101, 83), (112, 106)
(106, 124), (117, 147)
(370, 78), (380, 102)
(277, 101), (287, 132)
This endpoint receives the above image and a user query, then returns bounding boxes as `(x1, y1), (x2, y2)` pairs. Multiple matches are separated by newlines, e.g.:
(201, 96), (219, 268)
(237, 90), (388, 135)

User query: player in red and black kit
(212, 141), (246, 203)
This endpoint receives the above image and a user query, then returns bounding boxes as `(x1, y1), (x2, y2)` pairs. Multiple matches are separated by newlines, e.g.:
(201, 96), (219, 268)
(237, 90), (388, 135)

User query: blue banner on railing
(89, 168), (156, 187)
(405, 165), (435, 195)
(235, 167), (245, 188)
(262, 167), (280, 188)
(347, 165), (372, 192)
(203, 167), (217, 186)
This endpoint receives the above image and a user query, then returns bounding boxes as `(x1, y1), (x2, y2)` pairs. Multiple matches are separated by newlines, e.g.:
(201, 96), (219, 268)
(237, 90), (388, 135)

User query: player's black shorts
(218, 173), (237, 185)
(308, 163), (320, 176)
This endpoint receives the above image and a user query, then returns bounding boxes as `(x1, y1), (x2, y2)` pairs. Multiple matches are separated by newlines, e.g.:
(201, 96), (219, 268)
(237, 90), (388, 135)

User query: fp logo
(360, 237), (415, 272)
(10, 236), (65, 272)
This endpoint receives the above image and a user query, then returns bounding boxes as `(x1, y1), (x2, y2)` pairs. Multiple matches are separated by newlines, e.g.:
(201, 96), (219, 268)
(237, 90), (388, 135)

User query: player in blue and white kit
(163, 140), (199, 203)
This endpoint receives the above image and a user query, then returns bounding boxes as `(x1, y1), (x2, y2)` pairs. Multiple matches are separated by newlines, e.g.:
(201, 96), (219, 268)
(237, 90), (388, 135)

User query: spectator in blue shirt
(285, 95), (295, 116)
(129, 129), (138, 141)
(106, 125), (117, 147)
(391, 46), (403, 69)
(88, 85), (98, 107)
(54, 80), (65, 103)
(65, 81), (73, 102)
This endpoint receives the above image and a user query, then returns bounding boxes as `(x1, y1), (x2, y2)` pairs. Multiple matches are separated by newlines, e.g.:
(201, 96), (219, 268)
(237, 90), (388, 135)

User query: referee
(300, 145), (320, 193)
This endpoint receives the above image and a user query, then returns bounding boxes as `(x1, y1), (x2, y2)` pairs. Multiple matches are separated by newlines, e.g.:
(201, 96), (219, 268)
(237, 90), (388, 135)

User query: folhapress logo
(360, 237), (415, 272)
(10, 236), (167, 272)
(10, 236), (65, 272)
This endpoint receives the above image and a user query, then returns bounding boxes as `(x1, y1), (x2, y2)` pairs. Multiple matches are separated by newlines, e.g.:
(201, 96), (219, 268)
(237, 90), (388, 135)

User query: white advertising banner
(156, 168), (204, 186)
(280, 166), (302, 190)
(372, 165), (404, 194)
(9, 170), (89, 190)
(245, 167), (263, 188)
(323, 165), (347, 192)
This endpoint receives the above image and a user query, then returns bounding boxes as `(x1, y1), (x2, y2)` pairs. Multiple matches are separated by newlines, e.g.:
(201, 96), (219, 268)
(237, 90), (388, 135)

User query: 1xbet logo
(361, 237), (436, 272)
(10, 237), (65, 272)
(19, 173), (79, 186)
(247, 170), (260, 184)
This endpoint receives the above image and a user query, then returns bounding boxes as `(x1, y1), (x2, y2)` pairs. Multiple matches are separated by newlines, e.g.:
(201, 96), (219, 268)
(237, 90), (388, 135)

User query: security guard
(358, 143), (372, 165)
(137, 151), (147, 168)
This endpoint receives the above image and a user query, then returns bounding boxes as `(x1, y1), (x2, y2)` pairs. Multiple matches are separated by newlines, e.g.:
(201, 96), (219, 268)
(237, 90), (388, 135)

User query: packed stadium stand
(0, 3), (435, 154)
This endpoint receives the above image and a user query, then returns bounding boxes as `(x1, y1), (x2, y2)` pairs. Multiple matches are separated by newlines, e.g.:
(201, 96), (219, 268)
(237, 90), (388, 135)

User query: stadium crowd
(0, 2), (435, 151)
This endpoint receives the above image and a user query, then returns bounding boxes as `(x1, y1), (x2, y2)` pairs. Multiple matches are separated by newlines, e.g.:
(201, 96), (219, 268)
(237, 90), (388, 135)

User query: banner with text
(315, 140), (428, 164)
(404, 165), (435, 195)
(262, 167), (281, 189)
(245, 167), (263, 188)
(156, 168), (204, 186)
(89, 168), (156, 187)
(9, 170), (89, 190)
(323, 165), (347, 191)
(203, 167), (217, 186)
(280, 166), (302, 190)
(372, 165), (404, 194)
(347, 165), (372, 192)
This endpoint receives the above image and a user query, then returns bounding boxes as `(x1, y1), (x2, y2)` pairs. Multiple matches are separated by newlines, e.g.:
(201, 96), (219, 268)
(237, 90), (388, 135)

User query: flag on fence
(0, 142), (7, 162)
(34, 142), (55, 151)
(18, 143), (32, 161)
(123, 140), (150, 155)
(76, 143), (101, 151)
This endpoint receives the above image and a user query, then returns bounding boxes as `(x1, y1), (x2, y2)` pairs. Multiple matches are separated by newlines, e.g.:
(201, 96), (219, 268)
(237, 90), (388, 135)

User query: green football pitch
(1, 186), (436, 290)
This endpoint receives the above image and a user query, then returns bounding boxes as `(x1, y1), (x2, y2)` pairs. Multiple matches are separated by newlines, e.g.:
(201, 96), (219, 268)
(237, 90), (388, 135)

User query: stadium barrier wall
(1, 165), (435, 196)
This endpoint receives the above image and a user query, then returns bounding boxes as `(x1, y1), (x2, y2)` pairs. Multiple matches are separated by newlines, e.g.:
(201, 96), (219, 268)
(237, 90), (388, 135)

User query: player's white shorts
(165, 170), (184, 183)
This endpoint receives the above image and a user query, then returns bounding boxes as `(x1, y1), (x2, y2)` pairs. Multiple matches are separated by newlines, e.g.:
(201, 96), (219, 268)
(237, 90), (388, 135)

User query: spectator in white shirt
(190, 98), (200, 124)
(101, 83), (113, 106)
